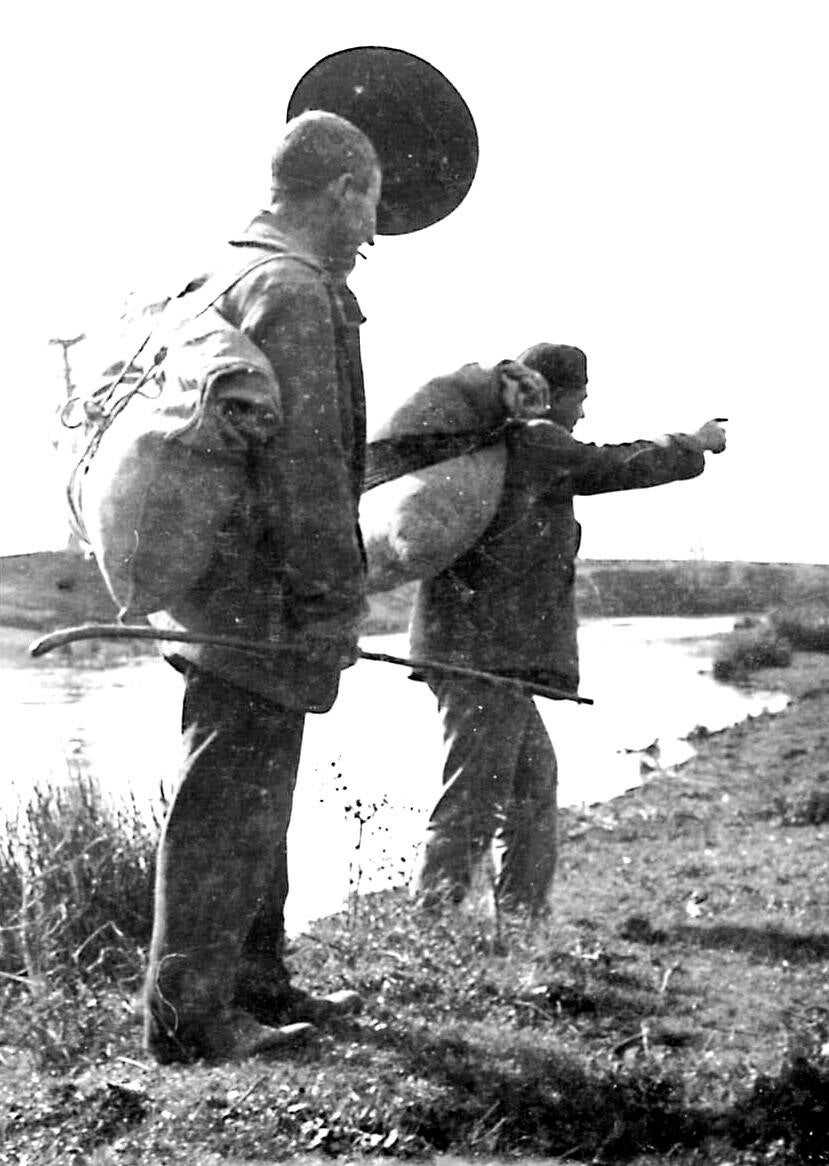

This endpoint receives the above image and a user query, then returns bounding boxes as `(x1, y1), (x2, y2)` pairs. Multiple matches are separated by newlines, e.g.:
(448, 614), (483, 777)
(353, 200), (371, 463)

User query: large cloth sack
(73, 306), (281, 618)
(361, 362), (548, 593)
(371, 363), (507, 441)
(361, 442), (507, 592)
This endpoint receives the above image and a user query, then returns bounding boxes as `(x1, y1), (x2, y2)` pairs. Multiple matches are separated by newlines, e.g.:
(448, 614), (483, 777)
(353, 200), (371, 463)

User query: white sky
(2, 0), (827, 563)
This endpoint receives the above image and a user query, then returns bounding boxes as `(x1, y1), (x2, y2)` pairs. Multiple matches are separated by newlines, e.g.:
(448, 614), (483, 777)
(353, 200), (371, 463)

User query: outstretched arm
(511, 418), (726, 496)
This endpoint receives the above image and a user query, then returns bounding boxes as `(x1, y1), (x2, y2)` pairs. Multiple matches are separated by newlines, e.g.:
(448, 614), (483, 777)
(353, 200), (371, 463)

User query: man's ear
(328, 172), (355, 202)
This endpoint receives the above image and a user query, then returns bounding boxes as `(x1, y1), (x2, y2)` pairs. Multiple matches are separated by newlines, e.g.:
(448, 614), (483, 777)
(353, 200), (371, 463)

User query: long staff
(28, 623), (593, 705)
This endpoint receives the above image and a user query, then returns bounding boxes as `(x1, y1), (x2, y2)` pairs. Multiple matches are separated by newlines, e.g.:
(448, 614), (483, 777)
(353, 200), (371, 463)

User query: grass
(1, 654), (828, 1164)
(0, 770), (158, 1066)
(770, 602), (829, 653)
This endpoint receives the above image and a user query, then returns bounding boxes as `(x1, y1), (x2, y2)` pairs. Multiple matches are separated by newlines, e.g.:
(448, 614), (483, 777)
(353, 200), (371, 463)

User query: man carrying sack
(142, 110), (381, 1064)
(409, 344), (727, 917)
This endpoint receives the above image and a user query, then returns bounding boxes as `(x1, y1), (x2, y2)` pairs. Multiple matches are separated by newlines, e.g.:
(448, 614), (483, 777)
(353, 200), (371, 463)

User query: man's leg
(233, 868), (361, 1025)
(411, 677), (532, 908)
(143, 668), (306, 1062)
(235, 833), (291, 990)
(497, 702), (558, 916)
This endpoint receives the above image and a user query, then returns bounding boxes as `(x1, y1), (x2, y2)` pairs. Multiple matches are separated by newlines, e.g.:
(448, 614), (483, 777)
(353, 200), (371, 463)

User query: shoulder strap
(95, 249), (315, 414)
(363, 428), (507, 492)
(174, 246), (324, 322)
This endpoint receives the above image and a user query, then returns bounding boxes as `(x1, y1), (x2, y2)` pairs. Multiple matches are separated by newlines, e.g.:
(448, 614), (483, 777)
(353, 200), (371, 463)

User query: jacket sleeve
(237, 275), (366, 636)
(512, 419), (706, 496)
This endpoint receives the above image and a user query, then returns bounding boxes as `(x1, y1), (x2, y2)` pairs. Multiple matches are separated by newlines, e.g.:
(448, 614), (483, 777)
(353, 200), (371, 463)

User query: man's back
(410, 423), (582, 691)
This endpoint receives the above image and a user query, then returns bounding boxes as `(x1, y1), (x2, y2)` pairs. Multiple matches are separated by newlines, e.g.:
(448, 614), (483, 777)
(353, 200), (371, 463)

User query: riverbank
(3, 549), (829, 638)
(1, 654), (827, 1164)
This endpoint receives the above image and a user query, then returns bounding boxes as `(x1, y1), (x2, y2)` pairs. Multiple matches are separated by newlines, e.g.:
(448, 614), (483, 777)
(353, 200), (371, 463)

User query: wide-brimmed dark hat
(287, 46), (479, 236)
(517, 344), (588, 391)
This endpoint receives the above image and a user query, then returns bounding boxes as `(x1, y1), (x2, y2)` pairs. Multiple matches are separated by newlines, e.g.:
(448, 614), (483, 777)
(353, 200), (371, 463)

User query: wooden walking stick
(28, 623), (593, 705)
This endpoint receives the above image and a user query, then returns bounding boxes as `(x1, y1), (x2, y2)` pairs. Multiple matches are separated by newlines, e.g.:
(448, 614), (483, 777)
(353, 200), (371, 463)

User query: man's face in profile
(328, 166), (382, 273)
(549, 385), (588, 433)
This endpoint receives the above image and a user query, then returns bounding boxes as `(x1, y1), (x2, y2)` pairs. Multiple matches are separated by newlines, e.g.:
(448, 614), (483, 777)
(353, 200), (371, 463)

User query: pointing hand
(693, 418), (727, 454)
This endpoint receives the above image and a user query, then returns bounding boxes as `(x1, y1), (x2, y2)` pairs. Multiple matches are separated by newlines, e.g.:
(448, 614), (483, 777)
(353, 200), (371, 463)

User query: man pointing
(410, 343), (726, 916)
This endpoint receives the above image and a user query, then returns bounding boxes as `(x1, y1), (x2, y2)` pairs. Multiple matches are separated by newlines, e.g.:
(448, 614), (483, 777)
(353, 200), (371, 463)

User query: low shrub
(713, 625), (792, 680)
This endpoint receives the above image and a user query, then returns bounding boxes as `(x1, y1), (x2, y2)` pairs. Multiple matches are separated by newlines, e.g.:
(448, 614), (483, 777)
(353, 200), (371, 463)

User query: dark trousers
(411, 676), (558, 915)
(144, 667), (305, 1034)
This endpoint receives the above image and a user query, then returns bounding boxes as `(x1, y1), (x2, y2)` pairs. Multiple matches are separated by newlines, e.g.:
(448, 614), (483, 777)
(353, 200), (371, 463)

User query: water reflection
(0, 617), (788, 934)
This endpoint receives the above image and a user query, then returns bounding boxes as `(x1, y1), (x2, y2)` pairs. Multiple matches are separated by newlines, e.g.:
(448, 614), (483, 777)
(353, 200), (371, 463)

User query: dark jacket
(155, 212), (367, 712)
(409, 421), (705, 693)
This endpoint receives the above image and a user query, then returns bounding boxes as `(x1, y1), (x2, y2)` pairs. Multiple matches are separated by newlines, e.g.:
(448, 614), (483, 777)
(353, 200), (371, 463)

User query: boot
(145, 1002), (316, 1065)
(234, 962), (362, 1026)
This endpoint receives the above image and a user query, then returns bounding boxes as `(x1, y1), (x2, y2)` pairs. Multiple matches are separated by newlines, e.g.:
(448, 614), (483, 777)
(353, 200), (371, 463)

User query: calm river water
(1, 616), (787, 934)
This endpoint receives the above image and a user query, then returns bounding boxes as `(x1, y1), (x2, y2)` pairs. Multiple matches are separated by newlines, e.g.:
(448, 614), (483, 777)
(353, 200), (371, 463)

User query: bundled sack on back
(361, 361), (550, 593)
(65, 255), (290, 619)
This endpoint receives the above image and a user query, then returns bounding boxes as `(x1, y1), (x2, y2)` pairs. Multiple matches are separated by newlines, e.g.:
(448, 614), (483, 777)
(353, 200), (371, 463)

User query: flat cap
(517, 344), (588, 391)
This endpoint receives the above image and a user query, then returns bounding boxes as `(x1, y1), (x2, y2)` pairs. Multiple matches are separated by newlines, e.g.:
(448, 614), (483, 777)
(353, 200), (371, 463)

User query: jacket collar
(229, 210), (326, 274)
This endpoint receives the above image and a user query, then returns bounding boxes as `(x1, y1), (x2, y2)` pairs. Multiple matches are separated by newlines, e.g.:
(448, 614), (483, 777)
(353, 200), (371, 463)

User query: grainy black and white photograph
(1, 3), (827, 1163)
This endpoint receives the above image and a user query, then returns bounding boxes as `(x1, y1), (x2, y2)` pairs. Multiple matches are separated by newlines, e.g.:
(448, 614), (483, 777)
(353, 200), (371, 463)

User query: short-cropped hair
(271, 110), (380, 199)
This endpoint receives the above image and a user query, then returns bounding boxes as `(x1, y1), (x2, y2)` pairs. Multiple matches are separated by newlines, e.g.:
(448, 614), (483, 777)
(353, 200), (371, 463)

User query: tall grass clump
(0, 768), (158, 1062)
(713, 624), (792, 681)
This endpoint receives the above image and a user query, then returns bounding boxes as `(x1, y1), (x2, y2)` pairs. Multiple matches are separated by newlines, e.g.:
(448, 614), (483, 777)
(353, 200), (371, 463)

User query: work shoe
(145, 1005), (316, 1065)
(235, 976), (363, 1027)
(283, 987), (363, 1025)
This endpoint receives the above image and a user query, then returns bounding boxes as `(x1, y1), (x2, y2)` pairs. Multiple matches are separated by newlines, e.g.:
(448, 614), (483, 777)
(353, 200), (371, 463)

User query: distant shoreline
(3, 547), (828, 639)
